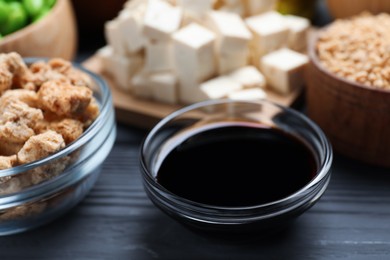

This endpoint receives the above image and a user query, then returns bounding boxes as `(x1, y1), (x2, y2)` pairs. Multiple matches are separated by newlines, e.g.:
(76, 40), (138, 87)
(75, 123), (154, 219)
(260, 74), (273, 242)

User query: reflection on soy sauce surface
(157, 123), (317, 207)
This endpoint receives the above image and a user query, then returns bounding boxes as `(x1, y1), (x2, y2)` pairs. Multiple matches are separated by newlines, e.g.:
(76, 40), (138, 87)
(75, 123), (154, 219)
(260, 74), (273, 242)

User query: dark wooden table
(2, 1), (390, 259)
(2, 123), (390, 260)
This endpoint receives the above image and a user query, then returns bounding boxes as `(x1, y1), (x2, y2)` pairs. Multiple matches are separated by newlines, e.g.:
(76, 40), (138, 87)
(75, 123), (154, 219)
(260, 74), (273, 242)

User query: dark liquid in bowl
(156, 123), (317, 207)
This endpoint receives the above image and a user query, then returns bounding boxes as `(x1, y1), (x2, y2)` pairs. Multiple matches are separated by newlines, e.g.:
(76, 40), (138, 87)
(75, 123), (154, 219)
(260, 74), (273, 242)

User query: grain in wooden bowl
(305, 12), (390, 167)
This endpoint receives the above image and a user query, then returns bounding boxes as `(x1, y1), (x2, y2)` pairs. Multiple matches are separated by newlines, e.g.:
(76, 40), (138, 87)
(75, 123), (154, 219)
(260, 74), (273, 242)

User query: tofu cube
(172, 23), (217, 103)
(177, 76), (243, 104)
(224, 0), (242, 6)
(130, 70), (153, 99)
(181, 12), (204, 27)
(245, 0), (277, 16)
(218, 50), (249, 75)
(219, 4), (246, 17)
(245, 11), (289, 67)
(124, 0), (148, 11)
(260, 48), (308, 95)
(228, 66), (266, 89)
(177, 86), (202, 104)
(149, 72), (178, 104)
(143, 0), (182, 41)
(106, 54), (144, 92)
(117, 9), (145, 54)
(207, 11), (252, 52)
(283, 14), (310, 52)
(179, 0), (214, 26)
(96, 45), (114, 70)
(198, 75), (242, 101)
(145, 40), (174, 72)
(207, 11), (252, 73)
(227, 88), (267, 100)
(177, 0), (213, 16)
(104, 20), (127, 55)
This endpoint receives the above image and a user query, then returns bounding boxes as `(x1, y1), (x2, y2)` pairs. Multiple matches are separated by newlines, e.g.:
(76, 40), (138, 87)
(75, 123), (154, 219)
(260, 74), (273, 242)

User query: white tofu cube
(179, 0), (214, 26)
(179, 75), (243, 104)
(207, 11), (252, 51)
(206, 11), (252, 73)
(149, 72), (178, 104)
(172, 23), (217, 103)
(177, 0), (213, 16)
(143, 0), (182, 41)
(260, 48), (308, 95)
(245, 0), (277, 16)
(117, 10), (145, 54)
(105, 20), (127, 55)
(145, 40), (174, 72)
(178, 86), (201, 104)
(228, 66), (266, 89)
(219, 4), (246, 17)
(199, 75), (242, 101)
(96, 45), (114, 70)
(227, 88), (267, 100)
(131, 70), (153, 99)
(245, 11), (289, 67)
(124, 0), (148, 11)
(181, 12), (204, 27)
(107, 54), (144, 92)
(218, 50), (249, 74)
(283, 14), (310, 52)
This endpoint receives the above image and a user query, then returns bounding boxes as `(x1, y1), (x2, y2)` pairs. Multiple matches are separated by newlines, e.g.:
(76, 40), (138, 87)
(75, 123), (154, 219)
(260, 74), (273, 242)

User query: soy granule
(316, 12), (390, 90)
(0, 52), (99, 194)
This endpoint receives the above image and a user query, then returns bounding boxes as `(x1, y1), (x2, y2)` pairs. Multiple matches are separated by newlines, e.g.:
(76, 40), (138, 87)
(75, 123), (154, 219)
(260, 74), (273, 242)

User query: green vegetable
(1, 2), (27, 35)
(44, 0), (55, 8)
(32, 6), (49, 22)
(23, 0), (45, 17)
(0, 1), (10, 25)
(0, 0), (56, 38)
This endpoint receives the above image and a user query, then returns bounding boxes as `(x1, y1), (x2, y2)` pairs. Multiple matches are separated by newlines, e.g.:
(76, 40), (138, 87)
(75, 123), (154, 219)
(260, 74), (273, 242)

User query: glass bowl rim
(140, 98), (333, 212)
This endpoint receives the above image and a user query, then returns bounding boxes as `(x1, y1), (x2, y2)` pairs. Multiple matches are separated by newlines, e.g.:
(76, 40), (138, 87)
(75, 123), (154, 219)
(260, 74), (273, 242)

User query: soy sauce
(156, 123), (317, 207)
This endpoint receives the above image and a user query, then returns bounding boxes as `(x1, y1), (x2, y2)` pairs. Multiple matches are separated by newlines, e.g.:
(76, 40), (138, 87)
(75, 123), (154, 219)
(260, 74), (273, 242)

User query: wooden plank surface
(82, 56), (304, 129)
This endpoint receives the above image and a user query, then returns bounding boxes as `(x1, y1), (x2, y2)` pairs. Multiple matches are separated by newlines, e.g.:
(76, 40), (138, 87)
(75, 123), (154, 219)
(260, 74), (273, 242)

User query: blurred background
(71, 0), (128, 52)
(71, 0), (335, 55)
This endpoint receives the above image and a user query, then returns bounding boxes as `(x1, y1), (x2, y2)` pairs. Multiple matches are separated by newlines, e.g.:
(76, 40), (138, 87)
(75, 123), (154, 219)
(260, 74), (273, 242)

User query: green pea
(23, 0), (45, 18)
(44, 0), (55, 8)
(32, 6), (49, 22)
(1, 2), (28, 35)
(0, 1), (10, 25)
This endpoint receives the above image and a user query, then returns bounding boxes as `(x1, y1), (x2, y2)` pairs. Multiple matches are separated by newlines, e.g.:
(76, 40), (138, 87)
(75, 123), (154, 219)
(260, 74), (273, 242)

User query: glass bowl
(0, 59), (116, 236)
(140, 99), (332, 235)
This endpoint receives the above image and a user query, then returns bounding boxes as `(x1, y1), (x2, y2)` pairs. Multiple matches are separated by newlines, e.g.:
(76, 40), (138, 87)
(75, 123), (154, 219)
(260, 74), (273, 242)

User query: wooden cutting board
(82, 55), (304, 129)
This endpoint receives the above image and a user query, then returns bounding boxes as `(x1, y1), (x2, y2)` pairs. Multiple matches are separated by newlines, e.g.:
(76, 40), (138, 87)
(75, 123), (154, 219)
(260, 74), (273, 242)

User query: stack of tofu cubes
(98, 0), (310, 105)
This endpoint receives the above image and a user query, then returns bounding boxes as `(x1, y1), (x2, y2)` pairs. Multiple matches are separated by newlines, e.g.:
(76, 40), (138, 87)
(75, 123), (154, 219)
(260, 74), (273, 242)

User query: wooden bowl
(326, 0), (390, 18)
(0, 0), (77, 60)
(305, 29), (390, 168)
